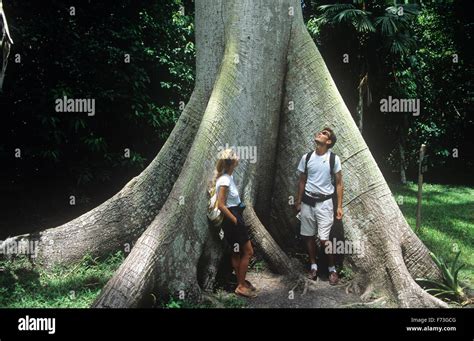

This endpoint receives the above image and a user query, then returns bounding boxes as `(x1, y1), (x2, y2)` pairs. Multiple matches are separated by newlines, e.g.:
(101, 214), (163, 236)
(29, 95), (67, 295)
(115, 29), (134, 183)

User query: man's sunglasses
(314, 131), (331, 142)
(320, 130), (330, 136)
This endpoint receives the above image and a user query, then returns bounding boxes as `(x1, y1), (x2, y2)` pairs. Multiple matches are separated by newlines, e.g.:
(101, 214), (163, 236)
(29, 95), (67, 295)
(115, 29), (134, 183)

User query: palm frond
(386, 33), (415, 56)
(318, 3), (355, 15)
(334, 9), (375, 33)
(317, 4), (355, 28)
(375, 15), (398, 36)
(313, 16), (330, 27)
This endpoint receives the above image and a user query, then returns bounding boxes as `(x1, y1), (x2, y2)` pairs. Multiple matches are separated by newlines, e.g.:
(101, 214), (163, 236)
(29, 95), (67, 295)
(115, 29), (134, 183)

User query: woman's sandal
(235, 287), (257, 298)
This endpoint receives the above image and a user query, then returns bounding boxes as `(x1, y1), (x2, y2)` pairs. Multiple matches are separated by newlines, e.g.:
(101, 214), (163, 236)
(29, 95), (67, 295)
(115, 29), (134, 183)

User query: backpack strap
(329, 151), (335, 175)
(329, 151), (336, 184)
(304, 151), (313, 175)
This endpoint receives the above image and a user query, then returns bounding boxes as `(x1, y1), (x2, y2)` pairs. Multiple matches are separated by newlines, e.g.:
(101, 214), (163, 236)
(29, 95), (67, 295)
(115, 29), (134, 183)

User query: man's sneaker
(308, 268), (318, 281)
(329, 271), (339, 285)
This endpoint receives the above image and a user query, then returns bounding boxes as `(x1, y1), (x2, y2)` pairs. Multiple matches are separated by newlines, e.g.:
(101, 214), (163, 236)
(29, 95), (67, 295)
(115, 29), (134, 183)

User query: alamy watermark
(380, 96), (420, 116)
(0, 239), (39, 258)
(55, 96), (95, 116)
(217, 143), (258, 164)
(324, 238), (365, 255)
(18, 315), (55, 335)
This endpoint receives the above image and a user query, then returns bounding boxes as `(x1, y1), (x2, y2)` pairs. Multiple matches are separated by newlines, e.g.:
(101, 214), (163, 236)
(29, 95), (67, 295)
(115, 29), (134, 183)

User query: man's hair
(322, 127), (336, 148)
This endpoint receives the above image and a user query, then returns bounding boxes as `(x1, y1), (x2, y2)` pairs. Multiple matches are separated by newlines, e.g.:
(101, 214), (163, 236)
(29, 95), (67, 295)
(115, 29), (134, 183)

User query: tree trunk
(399, 115), (408, 184)
(7, 0), (445, 308)
(399, 139), (407, 184)
(356, 74), (368, 134)
(0, 0), (14, 91)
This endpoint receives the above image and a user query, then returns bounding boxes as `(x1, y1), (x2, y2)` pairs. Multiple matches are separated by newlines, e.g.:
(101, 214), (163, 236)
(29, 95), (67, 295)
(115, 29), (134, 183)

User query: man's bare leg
(304, 236), (318, 279)
(321, 239), (339, 285)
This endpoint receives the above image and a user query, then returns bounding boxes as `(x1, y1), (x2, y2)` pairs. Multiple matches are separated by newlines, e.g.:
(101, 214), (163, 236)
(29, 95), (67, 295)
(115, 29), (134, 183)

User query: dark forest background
(0, 0), (472, 239)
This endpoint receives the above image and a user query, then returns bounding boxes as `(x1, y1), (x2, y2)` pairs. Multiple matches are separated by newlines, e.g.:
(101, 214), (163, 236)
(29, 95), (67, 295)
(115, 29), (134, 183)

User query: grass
(214, 290), (247, 308)
(249, 259), (266, 273)
(0, 250), (247, 309)
(163, 290), (247, 309)
(0, 252), (124, 308)
(389, 182), (473, 288)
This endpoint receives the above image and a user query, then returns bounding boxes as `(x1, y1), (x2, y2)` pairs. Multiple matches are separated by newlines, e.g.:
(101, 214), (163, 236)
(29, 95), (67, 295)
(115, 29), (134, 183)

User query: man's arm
(335, 170), (343, 220)
(295, 172), (306, 212)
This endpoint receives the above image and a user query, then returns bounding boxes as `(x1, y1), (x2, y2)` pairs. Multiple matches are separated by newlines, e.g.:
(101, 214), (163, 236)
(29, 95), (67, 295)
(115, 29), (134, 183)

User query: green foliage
(162, 292), (245, 309)
(405, 5), (471, 173)
(338, 265), (354, 280)
(390, 182), (473, 287)
(391, 182), (473, 305)
(315, 1), (418, 55)
(0, 251), (125, 308)
(2, 0), (195, 187)
(164, 297), (186, 308)
(214, 291), (247, 308)
(416, 251), (470, 305)
(306, 1), (472, 182)
(319, 5), (375, 32)
(162, 297), (213, 309)
(250, 259), (266, 273)
(381, 3), (472, 179)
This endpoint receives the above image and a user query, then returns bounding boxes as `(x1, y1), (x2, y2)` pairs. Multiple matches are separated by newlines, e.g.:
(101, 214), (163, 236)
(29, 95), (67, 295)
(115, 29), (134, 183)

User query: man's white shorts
(300, 200), (334, 240)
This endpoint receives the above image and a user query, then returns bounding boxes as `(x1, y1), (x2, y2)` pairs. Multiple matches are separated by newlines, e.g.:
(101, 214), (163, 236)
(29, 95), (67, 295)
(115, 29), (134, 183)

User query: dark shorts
(221, 205), (250, 251)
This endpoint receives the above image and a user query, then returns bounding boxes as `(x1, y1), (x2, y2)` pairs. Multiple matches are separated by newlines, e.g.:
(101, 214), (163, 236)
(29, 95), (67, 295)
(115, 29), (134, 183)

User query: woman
(213, 149), (257, 298)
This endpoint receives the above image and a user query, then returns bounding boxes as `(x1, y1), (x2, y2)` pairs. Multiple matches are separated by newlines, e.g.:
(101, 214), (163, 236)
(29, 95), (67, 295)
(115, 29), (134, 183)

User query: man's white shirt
(297, 150), (341, 196)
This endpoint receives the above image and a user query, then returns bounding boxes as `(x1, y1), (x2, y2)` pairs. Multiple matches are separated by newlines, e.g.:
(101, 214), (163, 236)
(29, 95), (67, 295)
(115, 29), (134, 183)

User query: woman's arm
(217, 186), (238, 225)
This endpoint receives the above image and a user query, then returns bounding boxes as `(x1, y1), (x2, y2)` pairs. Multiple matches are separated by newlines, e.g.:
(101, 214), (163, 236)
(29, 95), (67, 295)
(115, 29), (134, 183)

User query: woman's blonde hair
(210, 148), (238, 193)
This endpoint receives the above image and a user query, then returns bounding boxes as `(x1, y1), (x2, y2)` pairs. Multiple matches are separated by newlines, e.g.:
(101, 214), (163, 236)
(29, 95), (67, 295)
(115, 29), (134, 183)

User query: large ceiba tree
(2, 0), (447, 308)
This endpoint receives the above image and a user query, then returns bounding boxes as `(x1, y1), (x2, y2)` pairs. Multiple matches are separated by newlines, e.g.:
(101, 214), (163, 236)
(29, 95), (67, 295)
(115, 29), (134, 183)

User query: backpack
(207, 186), (224, 227)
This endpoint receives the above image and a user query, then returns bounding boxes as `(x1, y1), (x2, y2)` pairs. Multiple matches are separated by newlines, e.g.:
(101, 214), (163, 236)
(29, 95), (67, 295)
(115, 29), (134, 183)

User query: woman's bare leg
(236, 241), (254, 290)
(231, 252), (240, 280)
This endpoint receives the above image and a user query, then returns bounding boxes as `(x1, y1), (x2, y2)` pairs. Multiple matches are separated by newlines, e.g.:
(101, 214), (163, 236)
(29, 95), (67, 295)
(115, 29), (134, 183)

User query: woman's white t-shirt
(216, 174), (241, 207)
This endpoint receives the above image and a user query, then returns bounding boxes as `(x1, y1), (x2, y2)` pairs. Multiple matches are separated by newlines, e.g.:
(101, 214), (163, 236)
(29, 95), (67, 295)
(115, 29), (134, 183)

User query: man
(295, 127), (343, 285)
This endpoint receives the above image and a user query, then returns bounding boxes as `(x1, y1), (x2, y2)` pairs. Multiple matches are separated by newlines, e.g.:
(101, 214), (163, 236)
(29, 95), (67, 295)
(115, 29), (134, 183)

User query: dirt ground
(213, 263), (394, 308)
(243, 268), (367, 308)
